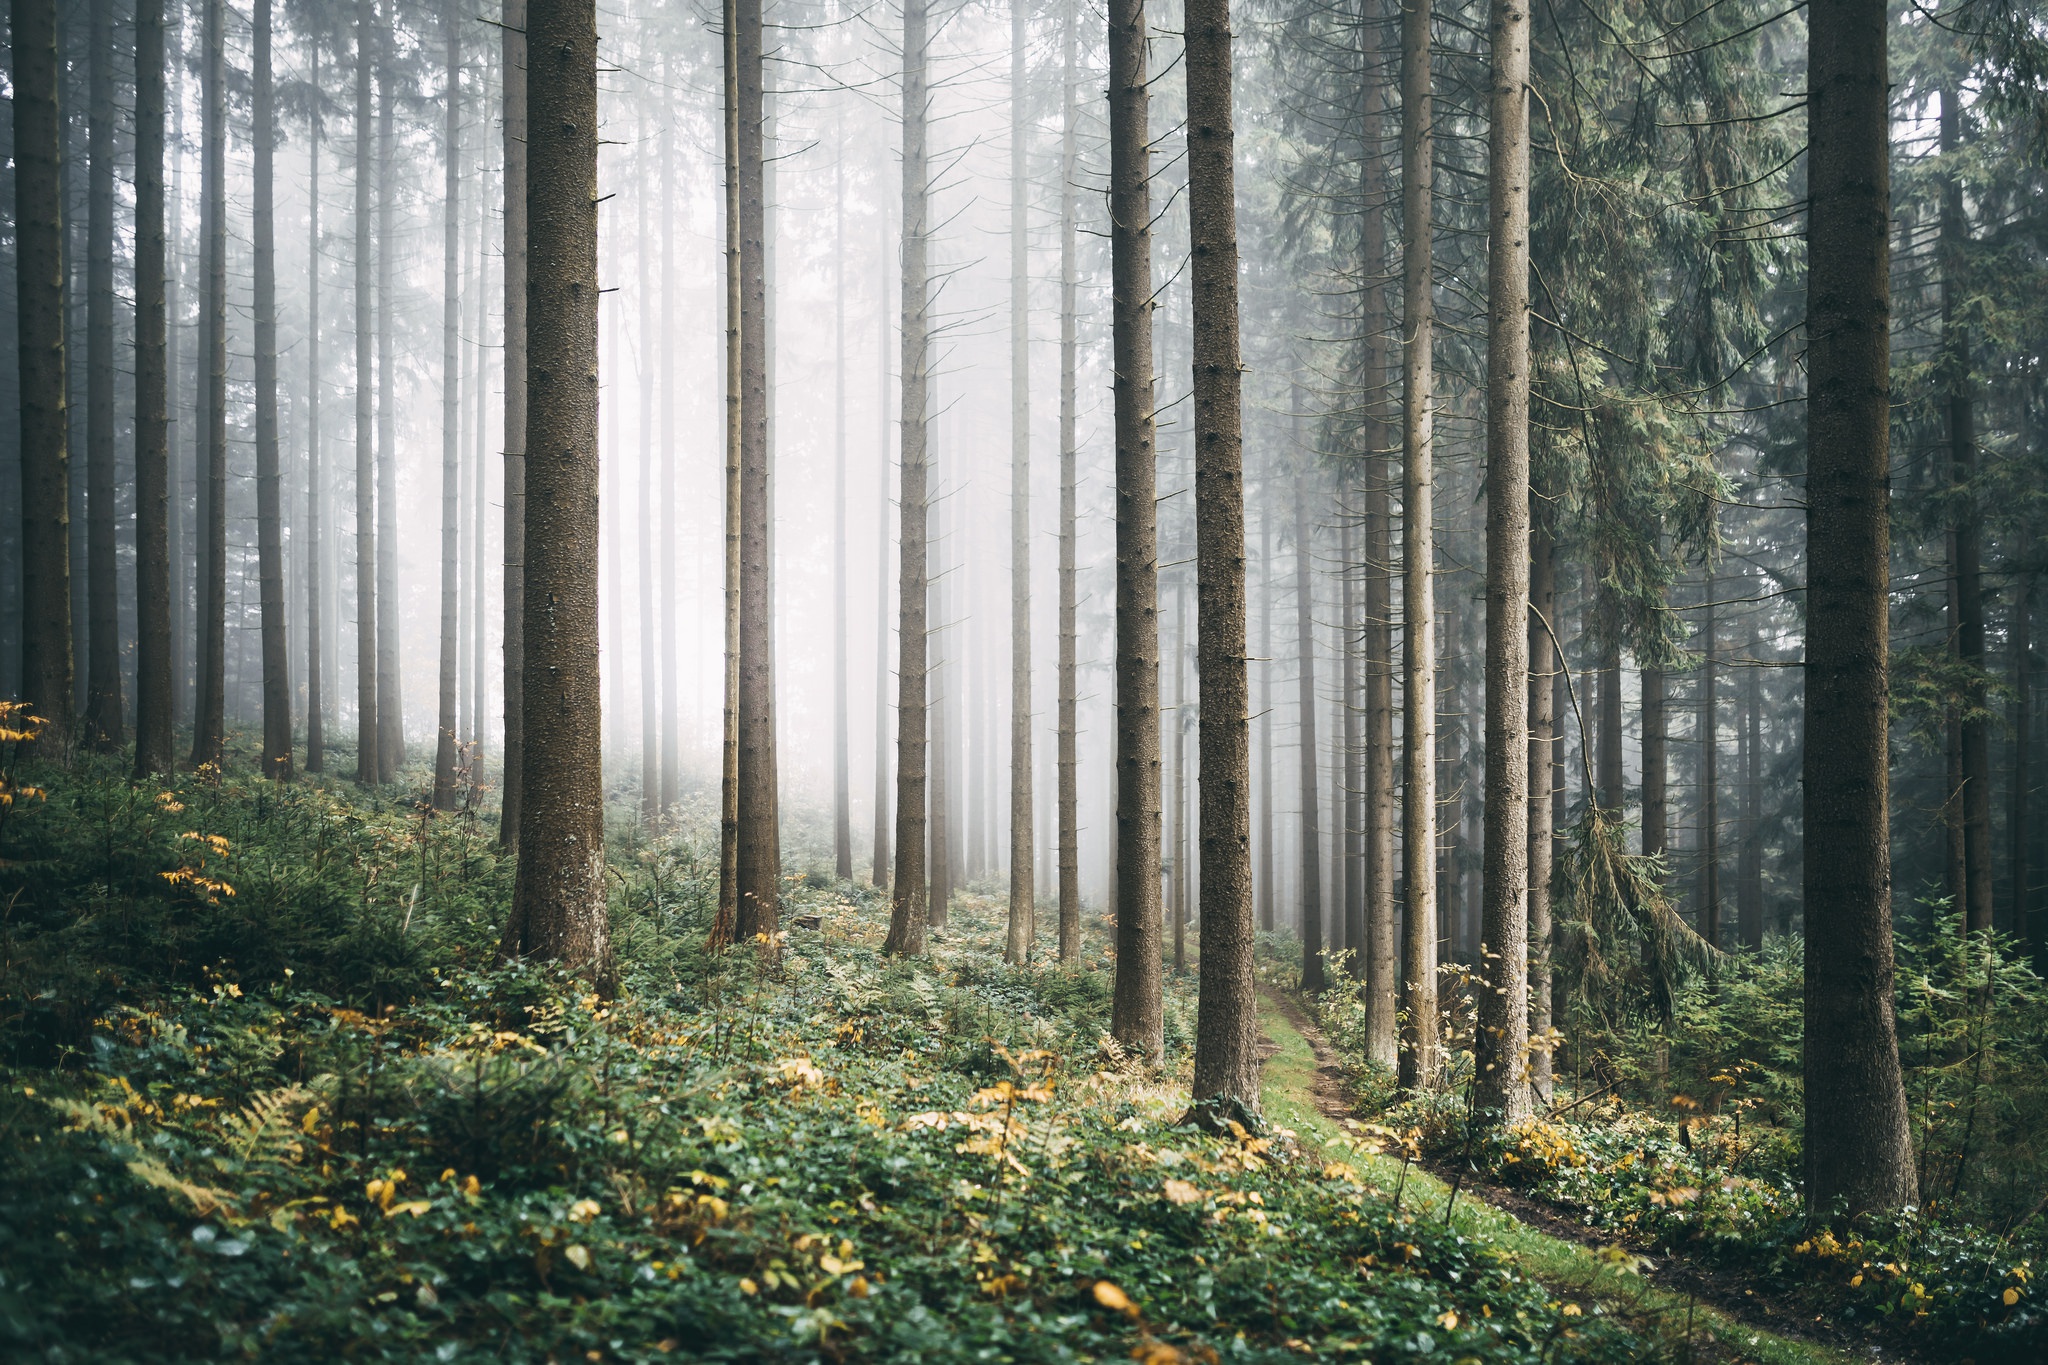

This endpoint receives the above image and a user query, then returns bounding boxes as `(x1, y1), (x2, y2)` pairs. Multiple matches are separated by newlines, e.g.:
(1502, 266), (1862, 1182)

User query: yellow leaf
(568, 1198), (601, 1223)
(739, 1277), (759, 1296)
(1437, 1310), (1459, 1330)
(564, 1245), (591, 1271)
(1093, 1281), (1139, 1317)
(2004, 1288), (2021, 1307)
(1162, 1179), (1202, 1206)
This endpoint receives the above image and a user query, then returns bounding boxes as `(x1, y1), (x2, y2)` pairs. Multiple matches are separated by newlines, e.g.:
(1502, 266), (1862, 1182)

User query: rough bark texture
(884, 0), (932, 957)
(1642, 662), (1667, 855)
(1473, 0), (1533, 1128)
(1056, 0), (1080, 959)
(1258, 509), (1275, 935)
(255, 0), (292, 780)
(305, 41), (325, 775)
(1341, 504), (1364, 975)
(712, 0), (741, 941)
(375, 66), (403, 779)
(500, 0), (527, 840)
(500, 0), (611, 983)
(1186, 0), (1259, 1117)
(1108, 0), (1164, 1059)
(1362, 77), (1398, 1055)
(1527, 511), (1556, 1101)
(1007, 0), (1035, 963)
(83, 0), (121, 751)
(1740, 647), (1763, 949)
(1295, 459), (1326, 995)
(1396, 0), (1436, 1090)
(133, 0), (173, 777)
(2012, 587), (2032, 944)
(190, 0), (227, 771)
(1700, 569), (1721, 947)
(1802, 0), (1916, 1217)
(14, 0), (73, 758)
(354, 0), (380, 785)
(432, 0), (463, 810)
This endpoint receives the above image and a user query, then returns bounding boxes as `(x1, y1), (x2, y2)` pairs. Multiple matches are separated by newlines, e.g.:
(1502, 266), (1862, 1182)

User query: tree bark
(2012, 583), (2032, 945)
(1596, 627), (1622, 812)
(929, 471), (952, 926)
(1108, 0), (1164, 1057)
(1528, 506), (1556, 1099)
(873, 220), (894, 893)
(884, 0), (932, 955)
(834, 152), (853, 880)
(1186, 0), (1258, 1115)
(83, 0), (121, 751)
(500, 0), (610, 983)
(1642, 661), (1666, 856)
(636, 122), (658, 828)
(1396, 0), (1436, 1089)
(375, 58), (403, 779)
(189, 0), (226, 771)
(1473, 0), (1531, 1126)
(304, 37), (325, 775)
(659, 108), (680, 816)
(432, 0), (463, 809)
(1007, 0), (1036, 961)
(355, 0), (380, 784)
(133, 0), (173, 777)
(1054, 0), (1081, 955)
(1700, 567), (1721, 947)
(1739, 639), (1763, 949)
(255, 0), (292, 780)
(1296, 456), (1326, 994)
(500, 0), (527, 838)
(1342, 498), (1365, 975)
(1258, 506), (1275, 936)
(1802, 0), (1915, 1217)
(712, 0), (741, 941)
(1171, 576), (1188, 974)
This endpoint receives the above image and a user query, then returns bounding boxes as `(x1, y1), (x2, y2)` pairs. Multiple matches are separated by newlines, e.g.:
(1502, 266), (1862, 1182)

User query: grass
(1256, 995), (1858, 1365)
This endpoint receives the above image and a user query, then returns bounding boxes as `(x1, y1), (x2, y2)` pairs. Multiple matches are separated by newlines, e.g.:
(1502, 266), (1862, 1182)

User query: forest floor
(1254, 992), (1875, 1365)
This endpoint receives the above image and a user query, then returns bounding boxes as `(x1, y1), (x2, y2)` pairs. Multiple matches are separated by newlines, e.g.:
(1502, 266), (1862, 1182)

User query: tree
(83, 0), (121, 752)
(1186, 0), (1258, 1119)
(375, 52), (403, 780)
(1056, 0), (1082, 960)
(1801, 0), (1915, 1217)
(13, 0), (73, 759)
(1396, 0), (1436, 1091)
(133, 0), (173, 778)
(636, 118), (658, 829)
(190, 0), (227, 772)
(500, 0), (527, 839)
(1108, 0), (1164, 1059)
(1007, 0), (1035, 964)
(659, 108), (681, 818)
(883, 0), (933, 957)
(432, 0), (463, 810)
(872, 221), (894, 895)
(499, 0), (610, 982)
(1294, 451), (1325, 994)
(305, 34), (327, 775)
(835, 149), (853, 880)
(1471, 0), (1532, 1127)
(255, 0), (292, 781)
(354, 0), (380, 785)
(1527, 504), (1556, 1100)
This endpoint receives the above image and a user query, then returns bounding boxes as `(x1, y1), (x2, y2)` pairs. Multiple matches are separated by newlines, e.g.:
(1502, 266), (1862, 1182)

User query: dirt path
(1258, 990), (1903, 1364)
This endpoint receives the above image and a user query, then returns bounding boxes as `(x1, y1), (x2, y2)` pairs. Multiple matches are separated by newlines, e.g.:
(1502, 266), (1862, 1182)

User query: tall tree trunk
(1056, 0), (1080, 957)
(189, 0), (226, 770)
(883, 0), (932, 955)
(1295, 456), (1326, 993)
(873, 221), (894, 893)
(304, 38), (325, 775)
(133, 0), (173, 776)
(636, 125), (658, 827)
(833, 152), (853, 879)
(1342, 500), (1364, 974)
(2013, 583), (2032, 944)
(1108, 0), (1163, 1057)
(1642, 661), (1666, 856)
(432, 0), (463, 809)
(1740, 639), (1763, 948)
(14, 0), (72, 759)
(929, 473), (952, 926)
(732, 0), (781, 946)
(1473, 0), (1531, 1125)
(500, 0), (527, 837)
(1528, 505), (1556, 1100)
(1396, 0), (1436, 1089)
(1700, 567), (1721, 947)
(1258, 506), (1275, 936)
(470, 115), (492, 790)
(1596, 628), (1622, 812)
(255, 0), (291, 779)
(83, 0), (120, 750)
(1007, 0), (1036, 961)
(1171, 575), (1188, 973)
(354, 0), (379, 784)
(659, 107), (680, 815)
(500, 0), (609, 982)
(375, 61), (403, 778)
(1802, 0), (1915, 1217)
(1186, 0), (1256, 1114)
(1942, 86), (1992, 935)
(711, 0), (741, 940)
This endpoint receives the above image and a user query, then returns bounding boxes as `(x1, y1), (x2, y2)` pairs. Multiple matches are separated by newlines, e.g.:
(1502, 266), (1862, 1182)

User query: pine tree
(255, 0), (293, 780)
(133, 0), (173, 777)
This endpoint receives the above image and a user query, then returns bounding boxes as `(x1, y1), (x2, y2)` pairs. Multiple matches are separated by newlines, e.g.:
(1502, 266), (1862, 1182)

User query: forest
(4, 0), (2048, 1357)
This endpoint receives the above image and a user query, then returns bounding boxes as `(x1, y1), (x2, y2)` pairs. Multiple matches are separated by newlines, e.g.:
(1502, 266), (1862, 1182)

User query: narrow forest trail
(1255, 991), (1880, 1365)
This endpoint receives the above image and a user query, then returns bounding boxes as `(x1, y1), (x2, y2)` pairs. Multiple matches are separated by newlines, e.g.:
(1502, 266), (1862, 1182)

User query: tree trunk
(254, 0), (291, 779)
(2013, 583), (2032, 945)
(500, 0), (527, 838)
(929, 481), (952, 926)
(133, 0), (173, 776)
(1007, 0), (1036, 961)
(873, 220), (894, 893)
(1473, 0), (1531, 1126)
(1596, 627), (1622, 812)
(1642, 661), (1666, 856)
(1055, 0), (1081, 955)
(711, 0), (741, 941)
(1396, 0), (1436, 1090)
(190, 0), (226, 770)
(500, 0), (610, 983)
(1186, 0), (1257, 1115)
(470, 111), (492, 792)
(659, 106), (679, 816)
(883, 0), (932, 955)
(354, 0), (380, 784)
(82, 0), (120, 750)
(1700, 568), (1721, 947)
(1528, 506), (1556, 1100)
(1802, 0), (1915, 1217)
(432, 0), (463, 809)
(304, 38), (325, 775)
(1740, 640), (1763, 948)
(1342, 500), (1364, 976)
(1258, 506), (1275, 937)
(1171, 576), (1188, 973)
(1108, 0), (1164, 1057)
(168, 10), (187, 733)
(636, 125), (659, 828)
(375, 61), (403, 779)
(1295, 457), (1326, 994)
(833, 152), (853, 880)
